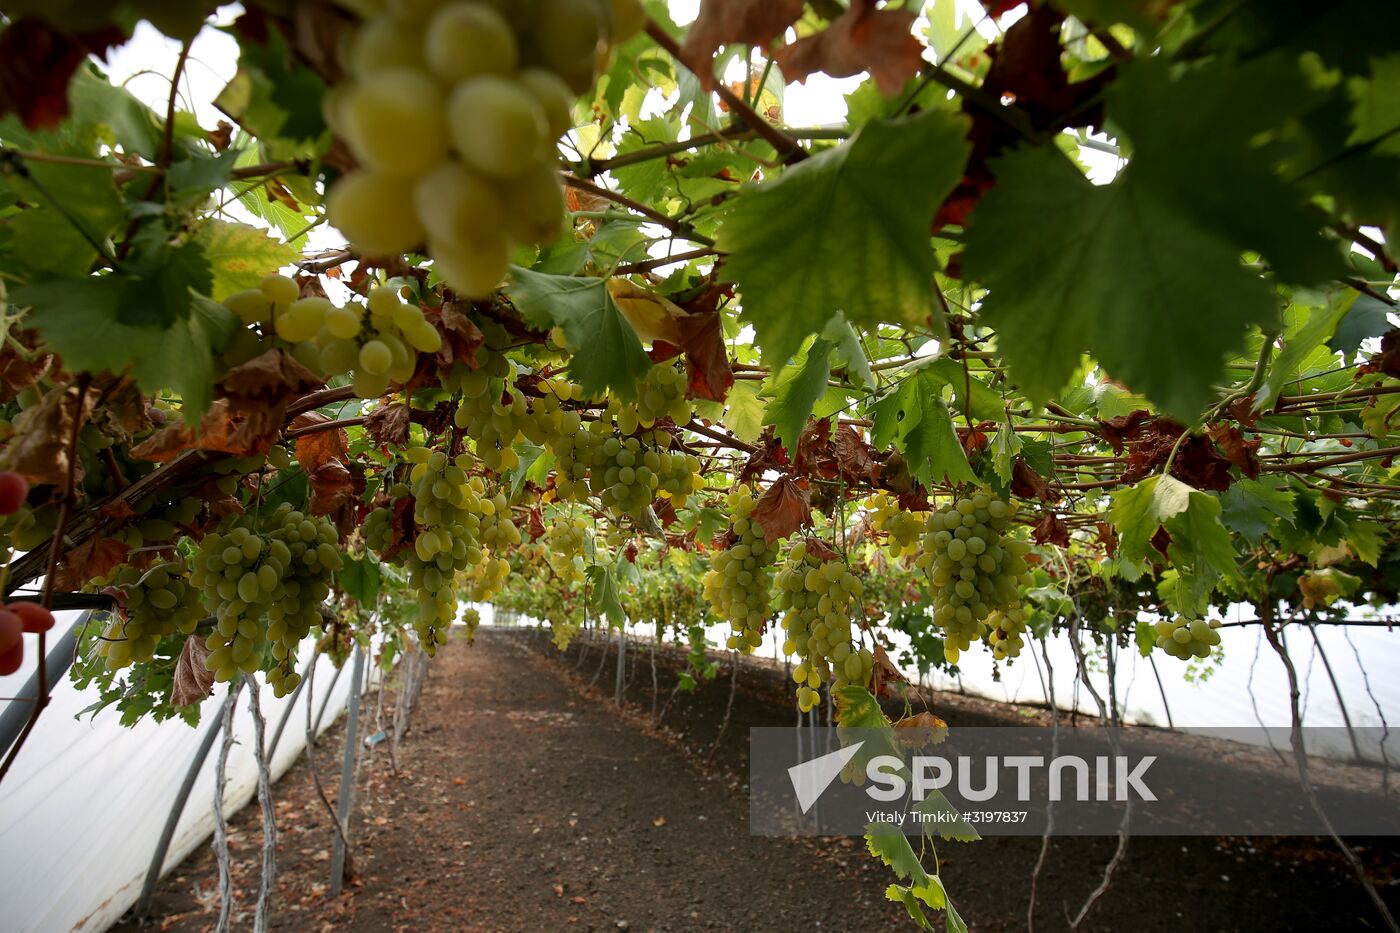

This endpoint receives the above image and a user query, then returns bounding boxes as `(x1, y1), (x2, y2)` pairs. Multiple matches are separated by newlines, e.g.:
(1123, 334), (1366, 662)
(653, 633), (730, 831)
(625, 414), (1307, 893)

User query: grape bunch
(986, 607), (1027, 661)
(775, 541), (873, 713)
(544, 515), (589, 584)
(914, 493), (1032, 663)
(223, 278), (442, 399)
(401, 445), (487, 650)
(701, 486), (776, 653)
(462, 606), (481, 645)
(552, 412), (701, 520)
(866, 493), (923, 559)
(191, 506), (342, 692)
(1153, 616), (1222, 661)
(98, 561), (202, 671)
(325, 0), (644, 296)
(621, 363), (691, 435)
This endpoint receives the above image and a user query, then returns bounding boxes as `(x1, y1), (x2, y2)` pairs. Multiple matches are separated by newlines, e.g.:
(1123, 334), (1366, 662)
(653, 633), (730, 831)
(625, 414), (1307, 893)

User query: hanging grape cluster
(98, 561), (203, 670)
(701, 485), (776, 652)
(775, 541), (873, 713)
(867, 492), (924, 559)
(1153, 616), (1222, 661)
(543, 514), (590, 584)
(914, 493), (1032, 663)
(223, 277), (442, 398)
(325, 0), (643, 296)
(191, 505), (342, 693)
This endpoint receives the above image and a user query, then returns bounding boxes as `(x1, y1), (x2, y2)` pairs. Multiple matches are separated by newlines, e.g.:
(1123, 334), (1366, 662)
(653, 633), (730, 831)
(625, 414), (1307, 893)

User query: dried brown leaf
(681, 0), (805, 85)
(751, 476), (811, 543)
(171, 636), (215, 707)
(775, 3), (924, 97)
(364, 403), (412, 448)
(291, 412), (350, 475)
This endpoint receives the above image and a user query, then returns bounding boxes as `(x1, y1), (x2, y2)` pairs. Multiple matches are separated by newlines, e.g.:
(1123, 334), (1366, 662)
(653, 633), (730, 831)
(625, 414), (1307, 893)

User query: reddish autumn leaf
(55, 537), (129, 592)
(171, 636), (215, 707)
(308, 460), (354, 516)
(751, 476), (812, 543)
(1208, 423), (1261, 479)
(681, 0), (805, 85)
(0, 20), (127, 130)
(1033, 512), (1071, 547)
(364, 403), (412, 448)
(738, 427), (790, 485)
(221, 347), (323, 400)
(775, 2), (925, 97)
(1150, 525), (1173, 560)
(1095, 520), (1118, 557)
(674, 309), (734, 403)
(0, 329), (54, 403)
(793, 419), (834, 477)
(291, 412), (350, 475)
(1011, 457), (1053, 502)
(527, 506), (547, 541)
(131, 399), (254, 462)
(804, 536), (841, 562)
(873, 644), (911, 698)
(1120, 418), (1233, 491)
(2, 383), (95, 486)
(1098, 409), (1153, 453)
(833, 424), (878, 483)
(893, 709), (947, 744)
(434, 302), (486, 370)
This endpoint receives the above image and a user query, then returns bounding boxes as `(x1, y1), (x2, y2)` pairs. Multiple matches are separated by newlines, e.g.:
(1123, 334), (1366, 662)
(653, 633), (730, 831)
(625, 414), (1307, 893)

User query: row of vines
(0, 0), (1396, 929)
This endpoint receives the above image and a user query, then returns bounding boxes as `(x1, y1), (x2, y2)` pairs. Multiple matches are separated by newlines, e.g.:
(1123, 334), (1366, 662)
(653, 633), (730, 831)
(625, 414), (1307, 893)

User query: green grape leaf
(337, 556), (382, 606)
(586, 563), (627, 626)
(15, 279), (237, 418)
(764, 338), (833, 452)
(1329, 294), (1393, 361)
(1134, 620), (1157, 657)
(1163, 491), (1242, 597)
(1256, 298), (1352, 409)
(505, 268), (652, 401)
(990, 422), (1023, 485)
(1219, 477), (1296, 543)
(1110, 475), (1193, 564)
(718, 108), (971, 366)
(722, 380), (766, 444)
(1051, 0), (1164, 32)
(1348, 55), (1400, 156)
(919, 358), (1004, 421)
(68, 66), (162, 160)
(194, 220), (299, 301)
(912, 791), (981, 843)
(1342, 517), (1384, 566)
(871, 372), (976, 487)
(825, 315), (875, 390)
(118, 241), (214, 328)
(966, 55), (1343, 418)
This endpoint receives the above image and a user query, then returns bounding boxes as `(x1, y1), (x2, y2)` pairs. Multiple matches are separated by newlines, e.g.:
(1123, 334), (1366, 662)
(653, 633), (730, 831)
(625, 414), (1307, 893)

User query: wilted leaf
(1033, 512), (1071, 547)
(54, 536), (129, 592)
(1, 383), (96, 485)
(308, 460), (353, 516)
(609, 279), (684, 346)
(0, 20), (127, 130)
(872, 644), (910, 698)
(1011, 458), (1053, 502)
(364, 403), (412, 448)
(751, 475), (812, 543)
(1207, 423), (1261, 479)
(434, 302), (485, 370)
(893, 710), (947, 746)
(171, 636), (215, 707)
(681, 0), (805, 83)
(291, 412), (350, 474)
(775, 1), (925, 97)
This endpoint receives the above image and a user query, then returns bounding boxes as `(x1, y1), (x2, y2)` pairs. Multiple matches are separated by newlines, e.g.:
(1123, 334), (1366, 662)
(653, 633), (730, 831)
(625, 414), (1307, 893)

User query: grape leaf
(585, 563), (626, 625)
(15, 279), (238, 417)
(337, 556), (382, 607)
(1256, 298), (1352, 409)
(1219, 477), (1296, 543)
(1164, 489), (1242, 607)
(722, 380), (766, 443)
(990, 422), (1022, 485)
(764, 338), (833, 452)
(1348, 55), (1400, 156)
(195, 220), (299, 300)
(1109, 475), (1192, 564)
(718, 108), (971, 367)
(966, 56), (1344, 418)
(1329, 295), (1392, 362)
(505, 267), (652, 401)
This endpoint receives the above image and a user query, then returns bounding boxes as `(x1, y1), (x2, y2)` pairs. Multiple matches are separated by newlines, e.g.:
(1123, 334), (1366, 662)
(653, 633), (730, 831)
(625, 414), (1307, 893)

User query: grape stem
(561, 174), (716, 247)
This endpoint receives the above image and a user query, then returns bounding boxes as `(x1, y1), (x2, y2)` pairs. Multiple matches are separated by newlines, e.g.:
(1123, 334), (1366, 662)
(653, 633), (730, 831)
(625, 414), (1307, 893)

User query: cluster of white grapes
(223, 277), (442, 398)
(448, 357), (578, 471)
(701, 486), (776, 653)
(191, 506), (342, 693)
(543, 515), (589, 584)
(775, 541), (873, 713)
(97, 562), (203, 671)
(324, 0), (644, 295)
(1152, 617), (1222, 660)
(402, 446), (487, 649)
(914, 493), (1032, 663)
(866, 493), (924, 559)
(552, 403), (701, 520)
(620, 363), (691, 434)
(986, 607), (1027, 660)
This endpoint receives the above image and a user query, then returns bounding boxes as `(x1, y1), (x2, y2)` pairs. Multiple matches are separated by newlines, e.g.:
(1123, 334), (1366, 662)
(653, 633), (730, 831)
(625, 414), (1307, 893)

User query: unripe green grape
(502, 163), (566, 245)
(431, 234), (510, 298)
(224, 288), (273, 325)
(517, 67), (575, 138)
(446, 75), (549, 179)
(424, 2), (518, 81)
(354, 369), (392, 399)
(341, 14), (421, 77)
(342, 69), (449, 175)
(260, 273), (300, 306)
(319, 337), (359, 373)
(324, 304), (363, 340)
(326, 169), (426, 257)
(529, 0), (605, 92)
(414, 160), (507, 248)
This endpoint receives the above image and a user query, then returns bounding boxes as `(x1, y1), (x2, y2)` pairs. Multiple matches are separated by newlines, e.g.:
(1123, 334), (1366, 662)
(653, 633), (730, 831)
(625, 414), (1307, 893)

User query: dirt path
(120, 628), (905, 932)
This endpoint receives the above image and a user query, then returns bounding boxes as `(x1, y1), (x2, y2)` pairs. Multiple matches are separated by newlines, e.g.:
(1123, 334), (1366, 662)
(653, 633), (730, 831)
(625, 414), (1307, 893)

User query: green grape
(341, 68), (449, 175)
(527, 0), (605, 92)
(543, 515), (589, 584)
(517, 67), (575, 138)
(1153, 616), (1222, 660)
(415, 161), (507, 247)
(424, 2), (519, 81)
(98, 561), (203, 671)
(867, 493), (923, 559)
(502, 163), (567, 246)
(446, 76), (549, 179)
(326, 170), (426, 258)
(260, 273), (300, 306)
(775, 540), (872, 711)
(341, 14), (421, 77)
(914, 492), (1032, 663)
(324, 304), (363, 340)
(987, 608), (1027, 660)
(702, 486), (776, 654)
(359, 339), (393, 375)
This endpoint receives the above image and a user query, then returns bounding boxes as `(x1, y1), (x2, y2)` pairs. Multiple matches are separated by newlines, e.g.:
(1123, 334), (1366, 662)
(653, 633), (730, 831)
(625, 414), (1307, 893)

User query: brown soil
(116, 626), (1400, 933)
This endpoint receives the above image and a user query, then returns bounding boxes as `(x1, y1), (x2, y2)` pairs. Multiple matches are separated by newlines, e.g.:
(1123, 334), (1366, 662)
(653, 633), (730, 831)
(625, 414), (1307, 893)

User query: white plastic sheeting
(0, 612), (378, 933)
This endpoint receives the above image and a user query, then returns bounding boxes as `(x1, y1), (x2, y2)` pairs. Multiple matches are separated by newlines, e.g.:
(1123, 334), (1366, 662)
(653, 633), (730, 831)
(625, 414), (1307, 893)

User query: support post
(329, 645), (365, 895)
